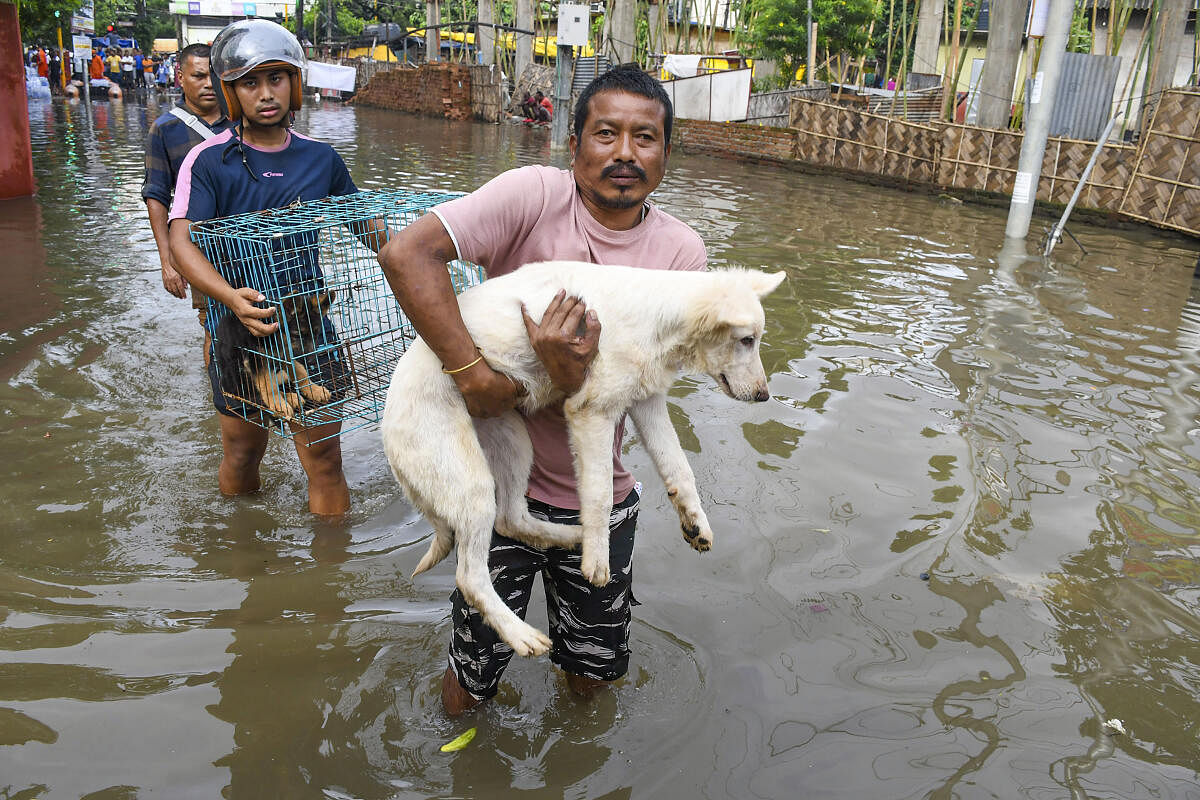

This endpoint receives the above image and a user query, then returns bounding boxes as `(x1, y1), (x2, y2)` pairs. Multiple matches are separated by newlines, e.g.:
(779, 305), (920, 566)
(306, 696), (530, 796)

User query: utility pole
(1004, 0), (1073, 241)
(806, 0), (814, 85)
(551, 44), (573, 149)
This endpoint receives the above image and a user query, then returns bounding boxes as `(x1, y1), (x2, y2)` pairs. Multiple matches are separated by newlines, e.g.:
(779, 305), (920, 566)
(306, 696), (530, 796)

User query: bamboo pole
(884, 0), (896, 85)
(1118, 12), (1152, 138)
(944, 0), (981, 120)
(895, 0), (917, 118)
(942, 0), (963, 120)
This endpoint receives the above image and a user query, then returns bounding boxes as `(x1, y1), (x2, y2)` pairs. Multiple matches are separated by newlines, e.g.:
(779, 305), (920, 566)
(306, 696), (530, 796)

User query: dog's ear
(746, 270), (786, 298)
(311, 290), (334, 315)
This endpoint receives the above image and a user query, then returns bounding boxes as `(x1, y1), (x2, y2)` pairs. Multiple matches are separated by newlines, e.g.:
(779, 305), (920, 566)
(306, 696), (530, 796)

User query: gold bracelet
(442, 349), (484, 375)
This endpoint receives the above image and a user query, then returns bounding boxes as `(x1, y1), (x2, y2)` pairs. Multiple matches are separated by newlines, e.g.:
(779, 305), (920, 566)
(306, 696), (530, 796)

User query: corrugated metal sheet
(1047, 51), (1121, 141)
(573, 56), (613, 92)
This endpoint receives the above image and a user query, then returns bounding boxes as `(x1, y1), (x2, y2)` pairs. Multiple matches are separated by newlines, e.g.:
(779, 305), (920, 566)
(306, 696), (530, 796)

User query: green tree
(745, 0), (877, 85)
(18, 0), (81, 47)
(1067, 2), (1093, 54)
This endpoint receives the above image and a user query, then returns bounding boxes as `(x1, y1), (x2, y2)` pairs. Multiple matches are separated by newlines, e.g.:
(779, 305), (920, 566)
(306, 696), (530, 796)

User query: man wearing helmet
(167, 20), (363, 515)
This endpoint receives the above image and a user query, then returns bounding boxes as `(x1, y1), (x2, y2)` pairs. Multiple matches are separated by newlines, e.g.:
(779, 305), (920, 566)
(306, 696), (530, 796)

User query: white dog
(382, 261), (785, 657)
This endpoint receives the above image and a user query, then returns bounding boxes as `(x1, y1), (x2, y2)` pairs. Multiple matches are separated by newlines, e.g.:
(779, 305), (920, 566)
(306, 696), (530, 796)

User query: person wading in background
(142, 43), (236, 363)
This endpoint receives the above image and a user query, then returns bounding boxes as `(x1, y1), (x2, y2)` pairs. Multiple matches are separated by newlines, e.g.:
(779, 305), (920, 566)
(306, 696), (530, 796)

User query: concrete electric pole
(1004, 0), (1074, 241)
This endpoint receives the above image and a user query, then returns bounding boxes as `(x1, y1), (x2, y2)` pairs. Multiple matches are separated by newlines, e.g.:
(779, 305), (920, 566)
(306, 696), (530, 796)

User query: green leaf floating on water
(440, 727), (477, 752)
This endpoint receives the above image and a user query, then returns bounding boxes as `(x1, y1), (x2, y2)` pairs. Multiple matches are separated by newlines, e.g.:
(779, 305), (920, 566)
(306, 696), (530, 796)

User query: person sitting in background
(535, 90), (553, 122)
(518, 92), (538, 120)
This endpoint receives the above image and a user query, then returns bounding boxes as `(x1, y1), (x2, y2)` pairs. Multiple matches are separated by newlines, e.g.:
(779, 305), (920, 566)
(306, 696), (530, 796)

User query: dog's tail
(411, 526), (455, 578)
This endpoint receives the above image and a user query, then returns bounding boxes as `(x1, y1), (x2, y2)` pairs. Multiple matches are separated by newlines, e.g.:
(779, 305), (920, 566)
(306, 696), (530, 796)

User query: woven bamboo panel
(936, 126), (963, 186)
(1167, 187), (1200, 231)
(1084, 147), (1135, 211)
(988, 132), (1022, 195)
(1121, 89), (1200, 236)
(789, 98), (937, 182)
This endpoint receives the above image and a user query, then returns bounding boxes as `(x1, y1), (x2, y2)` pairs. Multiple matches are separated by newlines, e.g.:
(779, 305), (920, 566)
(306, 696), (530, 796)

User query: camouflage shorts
(448, 487), (641, 701)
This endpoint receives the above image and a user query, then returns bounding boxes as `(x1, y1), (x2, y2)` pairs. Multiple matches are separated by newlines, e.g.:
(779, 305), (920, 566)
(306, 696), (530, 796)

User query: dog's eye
(740, 336), (756, 346)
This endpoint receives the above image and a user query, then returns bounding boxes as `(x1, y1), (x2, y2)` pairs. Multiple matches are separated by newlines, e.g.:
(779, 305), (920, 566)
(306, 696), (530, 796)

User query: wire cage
(190, 188), (483, 442)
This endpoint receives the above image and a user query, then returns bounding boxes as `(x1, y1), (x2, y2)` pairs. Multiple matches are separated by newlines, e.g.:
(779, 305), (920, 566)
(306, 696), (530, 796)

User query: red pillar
(0, 0), (34, 199)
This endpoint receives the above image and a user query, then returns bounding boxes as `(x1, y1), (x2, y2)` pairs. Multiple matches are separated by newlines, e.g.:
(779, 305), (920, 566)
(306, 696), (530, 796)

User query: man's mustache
(601, 164), (647, 181)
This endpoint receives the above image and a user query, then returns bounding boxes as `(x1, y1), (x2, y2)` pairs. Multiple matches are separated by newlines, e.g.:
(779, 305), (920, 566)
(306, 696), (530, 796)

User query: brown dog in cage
(214, 291), (336, 420)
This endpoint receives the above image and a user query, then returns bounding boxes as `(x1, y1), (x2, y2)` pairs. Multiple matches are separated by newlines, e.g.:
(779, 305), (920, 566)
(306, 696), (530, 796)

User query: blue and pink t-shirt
(170, 128), (358, 295)
(170, 128), (357, 223)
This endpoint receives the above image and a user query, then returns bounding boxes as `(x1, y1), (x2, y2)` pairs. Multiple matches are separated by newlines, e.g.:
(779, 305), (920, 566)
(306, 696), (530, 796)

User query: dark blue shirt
(171, 128), (357, 222)
(171, 128), (358, 293)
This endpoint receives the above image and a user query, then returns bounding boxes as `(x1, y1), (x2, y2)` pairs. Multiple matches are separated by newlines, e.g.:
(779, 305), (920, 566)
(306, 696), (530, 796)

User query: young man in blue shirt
(168, 19), (379, 516)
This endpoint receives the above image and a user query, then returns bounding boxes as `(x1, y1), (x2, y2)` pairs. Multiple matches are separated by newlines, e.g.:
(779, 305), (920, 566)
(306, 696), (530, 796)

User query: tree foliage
(21, 0), (177, 51)
(745, 0), (877, 85)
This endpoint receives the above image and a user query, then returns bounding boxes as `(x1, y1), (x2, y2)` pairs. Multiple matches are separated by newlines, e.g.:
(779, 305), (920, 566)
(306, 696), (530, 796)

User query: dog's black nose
(754, 388), (770, 402)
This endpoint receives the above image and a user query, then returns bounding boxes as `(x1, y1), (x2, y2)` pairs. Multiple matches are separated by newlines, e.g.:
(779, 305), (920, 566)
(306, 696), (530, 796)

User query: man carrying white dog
(379, 64), (706, 714)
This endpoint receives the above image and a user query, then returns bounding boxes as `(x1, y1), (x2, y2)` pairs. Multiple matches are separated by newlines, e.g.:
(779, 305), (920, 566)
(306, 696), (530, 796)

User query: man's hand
(161, 260), (189, 299)
(522, 291), (601, 396)
(229, 287), (279, 337)
(451, 361), (523, 418)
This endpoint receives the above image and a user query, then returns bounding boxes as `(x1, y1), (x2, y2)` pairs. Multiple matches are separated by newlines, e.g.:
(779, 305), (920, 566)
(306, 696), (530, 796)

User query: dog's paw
(682, 523), (713, 552)
(266, 395), (296, 419)
(305, 384), (332, 405)
(505, 623), (552, 657)
(580, 552), (611, 587)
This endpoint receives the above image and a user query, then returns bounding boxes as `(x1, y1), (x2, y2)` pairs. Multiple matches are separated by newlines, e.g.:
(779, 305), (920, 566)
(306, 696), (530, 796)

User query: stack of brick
(352, 63), (473, 120)
(674, 118), (797, 163)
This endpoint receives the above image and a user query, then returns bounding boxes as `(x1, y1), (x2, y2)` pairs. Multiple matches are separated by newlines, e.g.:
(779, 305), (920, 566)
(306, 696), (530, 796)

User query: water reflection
(2, 96), (1199, 798)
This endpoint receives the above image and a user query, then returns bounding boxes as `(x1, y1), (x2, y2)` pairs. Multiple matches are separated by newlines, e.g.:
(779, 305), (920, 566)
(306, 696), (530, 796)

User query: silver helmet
(210, 18), (305, 82)
(209, 19), (305, 120)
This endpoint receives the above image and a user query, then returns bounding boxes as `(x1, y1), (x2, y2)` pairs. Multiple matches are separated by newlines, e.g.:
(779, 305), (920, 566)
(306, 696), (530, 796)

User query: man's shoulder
(285, 131), (343, 159)
(181, 129), (236, 170)
(149, 108), (182, 132)
(648, 204), (702, 240)
(646, 205), (706, 266)
(502, 163), (567, 185)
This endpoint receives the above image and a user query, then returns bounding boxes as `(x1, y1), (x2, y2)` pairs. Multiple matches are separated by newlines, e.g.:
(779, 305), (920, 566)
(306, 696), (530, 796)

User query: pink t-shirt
(433, 164), (707, 509)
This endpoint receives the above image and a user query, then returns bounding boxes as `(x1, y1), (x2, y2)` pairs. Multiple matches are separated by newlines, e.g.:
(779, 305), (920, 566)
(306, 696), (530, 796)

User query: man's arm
(349, 216), (391, 254)
(379, 214), (600, 416)
(146, 198), (187, 298)
(378, 213), (518, 417)
(169, 220), (278, 336)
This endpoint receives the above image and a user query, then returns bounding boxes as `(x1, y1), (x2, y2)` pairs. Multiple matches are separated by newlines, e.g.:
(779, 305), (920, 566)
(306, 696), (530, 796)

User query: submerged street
(2, 93), (1200, 799)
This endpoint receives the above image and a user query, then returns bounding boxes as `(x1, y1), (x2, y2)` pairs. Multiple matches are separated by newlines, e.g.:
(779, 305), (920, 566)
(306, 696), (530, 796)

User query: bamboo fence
(938, 124), (1137, 213)
(790, 99), (941, 184)
(1120, 89), (1200, 236)
(785, 94), (1200, 233)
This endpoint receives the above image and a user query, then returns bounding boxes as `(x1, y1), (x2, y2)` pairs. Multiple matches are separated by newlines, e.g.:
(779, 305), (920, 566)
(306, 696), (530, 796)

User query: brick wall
(353, 63), (474, 121)
(673, 119), (796, 163)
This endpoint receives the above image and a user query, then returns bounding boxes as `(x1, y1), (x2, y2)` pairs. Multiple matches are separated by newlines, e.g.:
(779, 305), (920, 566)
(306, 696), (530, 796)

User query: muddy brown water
(3, 95), (1200, 800)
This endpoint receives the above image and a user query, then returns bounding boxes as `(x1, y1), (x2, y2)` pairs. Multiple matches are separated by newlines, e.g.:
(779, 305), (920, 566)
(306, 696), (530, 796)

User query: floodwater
(3, 94), (1200, 800)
